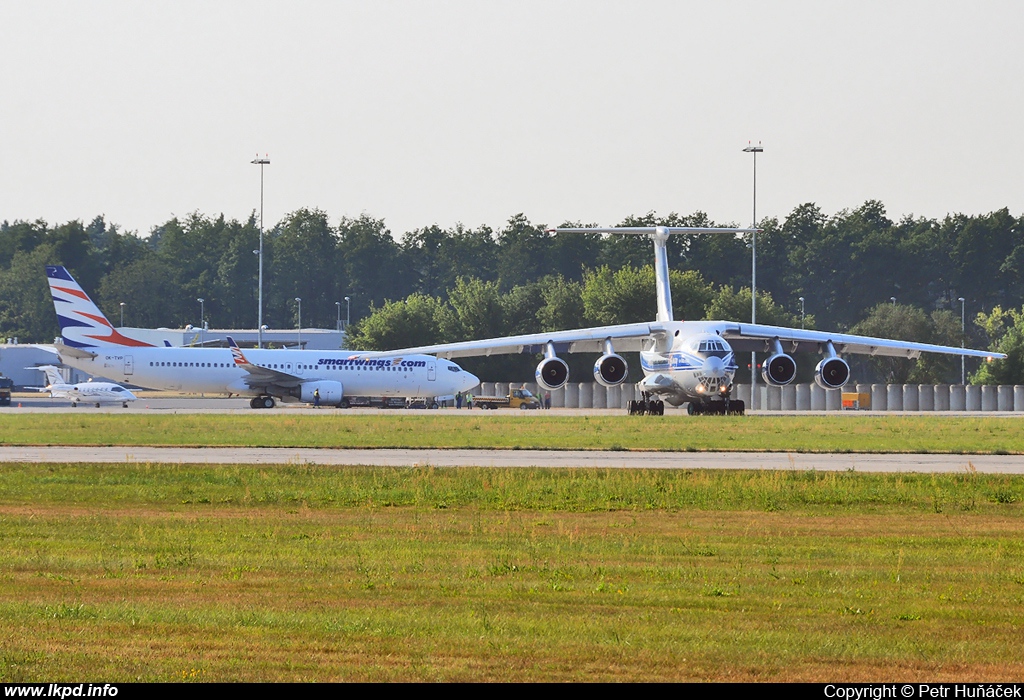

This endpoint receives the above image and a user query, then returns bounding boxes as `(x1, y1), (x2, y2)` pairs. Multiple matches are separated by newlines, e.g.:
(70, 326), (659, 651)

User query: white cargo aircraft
(369, 226), (1006, 415)
(46, 266), (479, 409)
(28, 364), (137, 408)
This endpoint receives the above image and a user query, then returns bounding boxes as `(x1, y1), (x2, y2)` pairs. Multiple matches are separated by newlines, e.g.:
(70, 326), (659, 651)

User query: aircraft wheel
(122, 402), (128, 408)
(71, 402), (77, 408)
(249, 397), (260, 409)
(263, 396), (275, 409)
(95, 402), (101, 408)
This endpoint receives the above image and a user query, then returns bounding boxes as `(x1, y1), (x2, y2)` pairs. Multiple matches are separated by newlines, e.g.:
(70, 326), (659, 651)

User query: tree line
(1, 201), (1022, 383)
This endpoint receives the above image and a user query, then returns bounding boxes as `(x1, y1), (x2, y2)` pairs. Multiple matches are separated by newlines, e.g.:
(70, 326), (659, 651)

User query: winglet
(227, 336), (251, 367)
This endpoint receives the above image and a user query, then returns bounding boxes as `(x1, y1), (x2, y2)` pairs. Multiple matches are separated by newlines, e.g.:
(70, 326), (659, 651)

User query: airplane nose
(462, 371), (480, 391)
(702, 356), (726, 378)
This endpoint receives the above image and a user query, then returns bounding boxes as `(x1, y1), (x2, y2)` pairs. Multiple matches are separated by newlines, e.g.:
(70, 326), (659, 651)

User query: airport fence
(464, 382), (1024, 412)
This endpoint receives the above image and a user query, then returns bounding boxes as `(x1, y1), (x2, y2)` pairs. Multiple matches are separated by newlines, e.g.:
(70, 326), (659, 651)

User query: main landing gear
(686, 399), (745, 416)
(249, 395), (276, 409)
(627, 392), (665, 416)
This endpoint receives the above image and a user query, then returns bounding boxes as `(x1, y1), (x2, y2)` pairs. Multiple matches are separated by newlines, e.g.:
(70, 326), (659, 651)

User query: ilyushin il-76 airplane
(46, 266), (479, 409)
(370, 226), (1006, 415)
(28, 364), (137, 408)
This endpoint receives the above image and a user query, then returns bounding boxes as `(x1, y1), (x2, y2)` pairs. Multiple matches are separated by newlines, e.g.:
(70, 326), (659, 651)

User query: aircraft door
(428, 361), (436, 381)
(124, 355), (134, 376)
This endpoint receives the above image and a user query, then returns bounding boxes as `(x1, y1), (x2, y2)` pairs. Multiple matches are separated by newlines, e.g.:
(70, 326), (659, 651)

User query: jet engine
(761, 353), (797, 386)
(593, 352), (628, 387)
(298, 380), (344, 405)
(535, 357), (569, 391)
(814, 357), (850, 389)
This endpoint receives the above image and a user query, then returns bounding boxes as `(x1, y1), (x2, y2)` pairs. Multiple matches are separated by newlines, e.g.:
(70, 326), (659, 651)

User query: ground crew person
(313, 388), (320, 408)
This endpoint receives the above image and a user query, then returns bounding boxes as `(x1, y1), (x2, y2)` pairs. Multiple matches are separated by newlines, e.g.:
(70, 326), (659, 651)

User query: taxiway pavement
(1, 445), (1022, 473)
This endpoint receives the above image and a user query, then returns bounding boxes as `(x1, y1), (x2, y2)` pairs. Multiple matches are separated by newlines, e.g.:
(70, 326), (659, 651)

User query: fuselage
(638, 326), (739, 405)
(59, 346), (478, 400)
(49, 382), (137, 404)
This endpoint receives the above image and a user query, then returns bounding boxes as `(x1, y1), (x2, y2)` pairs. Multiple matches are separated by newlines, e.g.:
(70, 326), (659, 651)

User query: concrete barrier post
(782, 385), (797, 410)
(606, 384), (620, 409)
(981, 385), (997, 412)
(1016, 386), (1024, 412)
(871, 384), (887, 411)
(917, 384), (934, 411)
(950, 385), (966, 411)
(887, 384), (903, 411)
(934, 385), (950, 411)
(578, 382), (593, 409)
(966, 385), (982, 411)
(592, 384), (608, 409)
(902, 384), (919, 411)
(564, 383), (579, 408)
(825, 388), (842, 411)
(811, 384), (827, 411)
(552, 386), (565, 408)
(733, 384), (751, 408)
(766, 385), (782, 411)
(997, 385), (1013, 411)
(796, 384), (811, 411)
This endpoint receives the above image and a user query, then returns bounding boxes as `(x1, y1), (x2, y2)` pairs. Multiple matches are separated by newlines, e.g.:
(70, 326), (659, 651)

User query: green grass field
(1, 465), (1022, 681)
(2, 413), (1024, 453)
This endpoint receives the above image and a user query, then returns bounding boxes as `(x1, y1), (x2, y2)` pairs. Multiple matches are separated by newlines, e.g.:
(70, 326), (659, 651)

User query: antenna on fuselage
(547, 226), (761, 323)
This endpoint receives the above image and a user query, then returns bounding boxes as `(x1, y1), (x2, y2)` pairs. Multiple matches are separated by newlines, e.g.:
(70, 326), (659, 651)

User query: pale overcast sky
(1, 1), (1020, 237)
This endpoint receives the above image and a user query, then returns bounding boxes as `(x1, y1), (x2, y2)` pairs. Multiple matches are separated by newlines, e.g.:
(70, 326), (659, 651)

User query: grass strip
(0, 465), (1021, 681)
(2, 413), (1024, 453)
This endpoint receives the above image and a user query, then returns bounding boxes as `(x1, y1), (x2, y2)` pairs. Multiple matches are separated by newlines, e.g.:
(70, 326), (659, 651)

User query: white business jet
(367, 226), (1005, 415)
(28, 364), (137, 408)
(46, 266), (479, 409)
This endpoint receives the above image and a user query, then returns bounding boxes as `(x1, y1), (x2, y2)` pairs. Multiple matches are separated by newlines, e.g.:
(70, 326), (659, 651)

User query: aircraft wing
(701, 321), (1006, 360)
(369, 322), (665, 359)
(365, 320), (1004, 362)
(226, 336), (303, 389)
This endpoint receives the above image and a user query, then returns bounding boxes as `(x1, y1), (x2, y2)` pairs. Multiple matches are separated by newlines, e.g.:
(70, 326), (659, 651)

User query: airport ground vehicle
(473, 388), (541, 410)
(0, 375), (12, 406)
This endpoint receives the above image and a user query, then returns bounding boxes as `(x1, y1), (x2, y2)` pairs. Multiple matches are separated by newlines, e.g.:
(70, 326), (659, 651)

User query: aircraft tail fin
(548, 226), (759, 323)
(227, 336), (252, 367)
(33, 364), (65, 387)
(46, 266), (154, 349)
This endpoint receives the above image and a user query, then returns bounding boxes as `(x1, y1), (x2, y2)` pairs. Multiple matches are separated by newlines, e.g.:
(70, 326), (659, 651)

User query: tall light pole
(345, 295), (351, 328)
(743, 142), (763, 409)
(119, 302), (125, 328)
(799, 296), (805, 329)
(959, 297), (966, 385)
(295, 297), (302, 349)
(251, 154), (270, 348)
(335, 301), (342, 332)
(891, 296), (897, 306)
(197, 298), (205, 346)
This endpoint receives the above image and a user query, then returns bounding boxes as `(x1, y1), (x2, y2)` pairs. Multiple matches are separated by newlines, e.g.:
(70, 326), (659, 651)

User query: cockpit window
(698, 339), (731, 358)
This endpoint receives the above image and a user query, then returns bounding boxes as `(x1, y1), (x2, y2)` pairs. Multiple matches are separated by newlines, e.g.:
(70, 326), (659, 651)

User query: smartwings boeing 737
(369, 227), (1005, 415)
(46, 266), (478, 408)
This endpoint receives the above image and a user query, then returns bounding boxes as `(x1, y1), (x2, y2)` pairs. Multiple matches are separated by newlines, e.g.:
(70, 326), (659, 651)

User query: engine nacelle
(298, 380), (344, 405)
(761, 353), (797, 386)
(814, 357), (851, 389)
(593, 353), (628, 387)
(535, 357), (569, 391)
